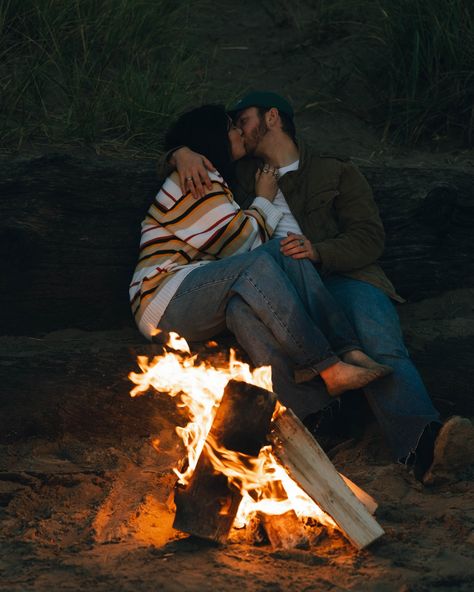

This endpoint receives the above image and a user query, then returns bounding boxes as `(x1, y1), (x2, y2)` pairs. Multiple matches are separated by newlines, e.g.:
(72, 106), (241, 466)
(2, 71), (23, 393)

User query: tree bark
(1, 154), (473, 333)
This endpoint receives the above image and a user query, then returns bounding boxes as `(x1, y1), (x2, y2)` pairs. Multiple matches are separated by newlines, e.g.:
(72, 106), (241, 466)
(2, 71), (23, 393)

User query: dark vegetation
(281, 0), (474, 145)
(0, 0), (210, 156)
(1, 0), (473, 156)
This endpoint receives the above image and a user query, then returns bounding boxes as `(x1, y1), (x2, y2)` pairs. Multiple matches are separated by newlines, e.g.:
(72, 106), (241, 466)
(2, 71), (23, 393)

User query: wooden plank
(173, 379), (276, 543)
(269, 408), (384, 549)
(339, 474), (378, 515)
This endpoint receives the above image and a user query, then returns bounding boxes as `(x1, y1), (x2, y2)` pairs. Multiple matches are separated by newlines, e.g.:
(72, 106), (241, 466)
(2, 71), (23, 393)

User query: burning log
(173, 379), (277, 543)
(270, 408), (384, 550)
(259, 510), (310, 550)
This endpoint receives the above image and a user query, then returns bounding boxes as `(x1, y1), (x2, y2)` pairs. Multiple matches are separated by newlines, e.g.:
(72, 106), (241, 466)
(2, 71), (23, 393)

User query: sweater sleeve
(313, 162), (385, 273)
(160, 179), (282, 258)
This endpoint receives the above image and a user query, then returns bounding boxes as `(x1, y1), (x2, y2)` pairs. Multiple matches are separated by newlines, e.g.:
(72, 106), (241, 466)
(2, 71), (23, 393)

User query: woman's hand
(280, 232), (319, 262)
(255, 164), (279, 202)
(171, 147), (216, 199)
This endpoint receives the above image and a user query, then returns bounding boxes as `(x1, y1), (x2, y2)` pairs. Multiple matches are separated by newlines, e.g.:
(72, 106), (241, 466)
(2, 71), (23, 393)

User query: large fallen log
(1, 154), (473, 333)
(173, 379), (276, 543)
(270, 408), (385, 550)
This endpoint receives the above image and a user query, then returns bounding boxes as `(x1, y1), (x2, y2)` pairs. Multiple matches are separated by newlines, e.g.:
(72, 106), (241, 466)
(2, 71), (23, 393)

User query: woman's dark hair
(165, 104), (234, 182)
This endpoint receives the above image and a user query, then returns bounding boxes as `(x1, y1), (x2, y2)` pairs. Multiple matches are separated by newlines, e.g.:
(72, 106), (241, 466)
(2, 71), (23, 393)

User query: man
(170, 91), (474, 484)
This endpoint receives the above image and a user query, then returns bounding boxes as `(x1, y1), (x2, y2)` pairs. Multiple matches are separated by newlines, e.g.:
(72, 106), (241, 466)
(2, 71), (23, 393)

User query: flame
(167, 332), (191, 353)
(129, 334), (334, 530)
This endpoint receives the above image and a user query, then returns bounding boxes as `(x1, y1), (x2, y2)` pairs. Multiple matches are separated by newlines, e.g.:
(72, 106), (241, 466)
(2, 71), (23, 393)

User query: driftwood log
(173, 379), (276, 543)
(1, 154), (473, 333)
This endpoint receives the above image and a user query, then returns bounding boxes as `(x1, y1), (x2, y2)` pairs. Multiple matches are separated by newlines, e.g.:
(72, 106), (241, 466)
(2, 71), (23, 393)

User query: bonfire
(129, 333), (384, 550)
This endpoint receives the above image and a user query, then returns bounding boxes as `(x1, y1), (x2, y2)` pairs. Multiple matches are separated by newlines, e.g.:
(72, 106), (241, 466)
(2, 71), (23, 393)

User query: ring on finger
(299, 239), (305, 246)
(186, 176), (193, 182)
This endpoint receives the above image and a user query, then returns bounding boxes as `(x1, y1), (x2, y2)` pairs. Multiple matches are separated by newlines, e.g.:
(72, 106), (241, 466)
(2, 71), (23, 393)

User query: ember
(129, 333), (384, 550)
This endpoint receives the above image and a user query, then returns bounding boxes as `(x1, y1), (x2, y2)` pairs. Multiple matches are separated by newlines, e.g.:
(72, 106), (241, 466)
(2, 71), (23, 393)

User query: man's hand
(280, 232), (319, 262)
(172, 147), (215, 199)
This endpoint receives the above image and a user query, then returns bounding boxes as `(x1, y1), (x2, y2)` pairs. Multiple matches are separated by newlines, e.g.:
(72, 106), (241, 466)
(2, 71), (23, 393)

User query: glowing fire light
(129, 333), (335, 528)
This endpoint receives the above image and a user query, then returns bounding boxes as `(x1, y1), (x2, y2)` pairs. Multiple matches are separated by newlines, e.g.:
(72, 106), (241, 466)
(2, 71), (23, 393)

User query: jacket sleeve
(312, 162), (385, 273)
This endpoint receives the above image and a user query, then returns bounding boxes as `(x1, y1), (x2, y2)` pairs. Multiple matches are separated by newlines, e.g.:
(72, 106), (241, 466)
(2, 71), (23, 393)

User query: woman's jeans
(158, 239), (359, 382)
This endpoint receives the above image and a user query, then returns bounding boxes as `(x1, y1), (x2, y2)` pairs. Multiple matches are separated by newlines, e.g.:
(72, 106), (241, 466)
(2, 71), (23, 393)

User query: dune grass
(283, 0), (474, 146)
(0, 0), (207, 156)
(372, 0), (474, 145)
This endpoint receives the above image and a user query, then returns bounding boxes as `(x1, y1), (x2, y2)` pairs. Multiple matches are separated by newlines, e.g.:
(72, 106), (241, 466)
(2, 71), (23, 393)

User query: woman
(130, 105), (391, 399)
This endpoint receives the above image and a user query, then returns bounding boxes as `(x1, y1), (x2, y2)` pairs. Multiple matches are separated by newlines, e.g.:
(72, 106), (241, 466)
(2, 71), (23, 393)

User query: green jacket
(232, 141), (402, 301)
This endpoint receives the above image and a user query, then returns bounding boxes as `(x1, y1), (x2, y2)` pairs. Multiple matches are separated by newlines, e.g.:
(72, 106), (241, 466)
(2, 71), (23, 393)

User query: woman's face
(227, 118), (246, 161)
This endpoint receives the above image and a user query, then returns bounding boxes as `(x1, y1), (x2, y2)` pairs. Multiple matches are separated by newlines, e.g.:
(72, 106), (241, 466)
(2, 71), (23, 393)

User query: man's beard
(245, 119), (269, 156)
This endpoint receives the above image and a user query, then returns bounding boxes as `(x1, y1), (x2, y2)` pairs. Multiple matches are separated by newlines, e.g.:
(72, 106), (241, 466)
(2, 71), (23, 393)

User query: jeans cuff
(335, 345), (363, 356)
(294, 355), (339, 385)
(311, 355), (340, 374)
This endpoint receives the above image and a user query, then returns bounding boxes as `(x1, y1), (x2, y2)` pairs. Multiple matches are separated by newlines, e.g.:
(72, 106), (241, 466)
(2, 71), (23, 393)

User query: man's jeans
(324, 275), (440, 460)
(158, 240), (360, 385)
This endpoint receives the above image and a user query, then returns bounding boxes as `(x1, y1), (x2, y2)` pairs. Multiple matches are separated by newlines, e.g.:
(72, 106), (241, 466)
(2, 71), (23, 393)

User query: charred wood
(173, 379), (276, 543)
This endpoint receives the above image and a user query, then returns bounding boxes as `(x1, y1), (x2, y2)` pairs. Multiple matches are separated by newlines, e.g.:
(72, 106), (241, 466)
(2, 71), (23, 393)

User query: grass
(280, 0), (474, 146)
(372, 0), (474, 145)
(3, 1), (472, 152)
(0, 0), (210, 156)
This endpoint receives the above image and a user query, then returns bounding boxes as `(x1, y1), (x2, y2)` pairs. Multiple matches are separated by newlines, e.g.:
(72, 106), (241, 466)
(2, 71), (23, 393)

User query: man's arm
(311, 162), (385, 273)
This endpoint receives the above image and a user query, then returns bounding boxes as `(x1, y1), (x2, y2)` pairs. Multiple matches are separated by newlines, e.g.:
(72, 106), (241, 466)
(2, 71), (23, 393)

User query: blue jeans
(226, 295), (333, 418)
(325, 275), (440, 460)
(225, 240), (362, 417)
(158, 241), (360, 382)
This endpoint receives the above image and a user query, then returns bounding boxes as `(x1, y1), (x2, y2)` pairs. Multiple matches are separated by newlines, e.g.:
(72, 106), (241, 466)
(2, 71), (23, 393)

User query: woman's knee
(243, 250), (280, 278)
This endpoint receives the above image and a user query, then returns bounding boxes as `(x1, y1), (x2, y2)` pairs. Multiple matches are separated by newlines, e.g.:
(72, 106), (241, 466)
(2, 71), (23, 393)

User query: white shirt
(271, 160), (302, 239)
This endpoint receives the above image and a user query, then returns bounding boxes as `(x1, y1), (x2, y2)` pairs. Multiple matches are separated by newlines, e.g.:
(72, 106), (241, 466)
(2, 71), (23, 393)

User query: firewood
(339, 475), (378, 515)
(259, 510), (309, 550)
(173, 380), (276, 543)
(228, 512), (268, 546)
(269, 408), (384, 550)
(245, 512), (268, 545)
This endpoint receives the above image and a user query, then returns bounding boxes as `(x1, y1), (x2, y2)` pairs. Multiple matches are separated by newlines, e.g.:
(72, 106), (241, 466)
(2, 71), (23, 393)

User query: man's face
(235, 107), (268, 156)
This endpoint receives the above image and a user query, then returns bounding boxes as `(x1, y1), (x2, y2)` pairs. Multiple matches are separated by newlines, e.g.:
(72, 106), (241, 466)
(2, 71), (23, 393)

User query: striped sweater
(130, 170), (282, 338)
